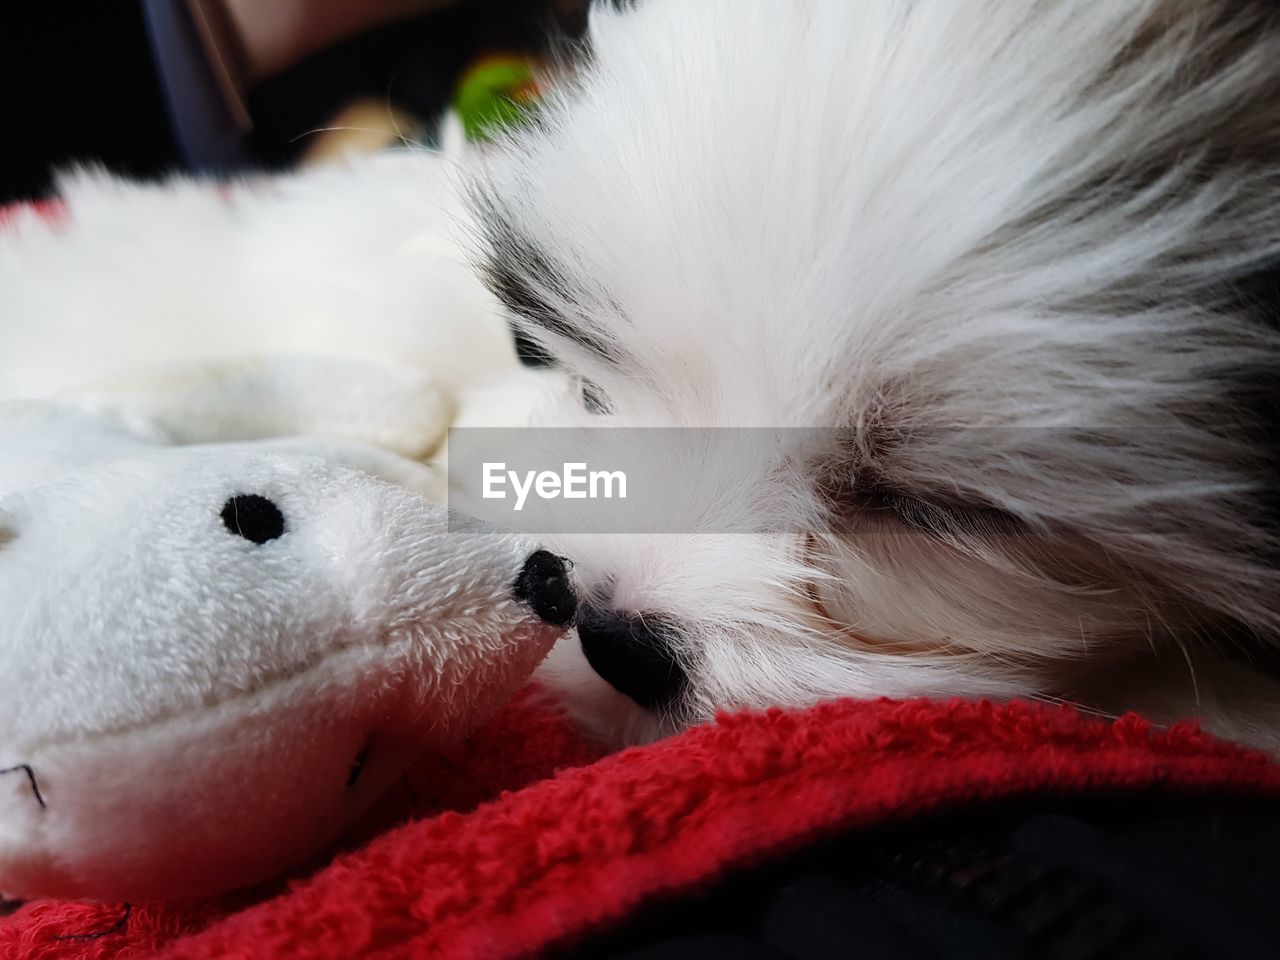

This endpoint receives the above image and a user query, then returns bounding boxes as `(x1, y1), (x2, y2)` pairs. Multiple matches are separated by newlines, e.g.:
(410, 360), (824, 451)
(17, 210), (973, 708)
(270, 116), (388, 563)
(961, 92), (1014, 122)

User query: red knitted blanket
(2, 693), (1277, 960)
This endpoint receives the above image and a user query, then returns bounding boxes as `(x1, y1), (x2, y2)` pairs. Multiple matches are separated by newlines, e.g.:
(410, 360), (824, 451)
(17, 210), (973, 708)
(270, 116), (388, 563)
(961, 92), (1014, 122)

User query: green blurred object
(453, 55), (541, 142)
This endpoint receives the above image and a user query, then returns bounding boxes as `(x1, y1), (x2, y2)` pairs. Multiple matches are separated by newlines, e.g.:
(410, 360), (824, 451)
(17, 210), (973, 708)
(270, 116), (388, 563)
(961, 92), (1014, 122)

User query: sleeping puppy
(467, 0), (1280, 748)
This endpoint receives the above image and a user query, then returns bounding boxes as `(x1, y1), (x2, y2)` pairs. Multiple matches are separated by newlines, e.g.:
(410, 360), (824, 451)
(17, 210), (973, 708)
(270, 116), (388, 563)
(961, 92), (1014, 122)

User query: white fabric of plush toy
(0, 401), (576, 902)
(0, 149), (569, 452)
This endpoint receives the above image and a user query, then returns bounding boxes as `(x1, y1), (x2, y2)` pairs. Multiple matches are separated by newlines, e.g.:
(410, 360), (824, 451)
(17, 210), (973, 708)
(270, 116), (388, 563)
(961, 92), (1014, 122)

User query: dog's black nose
(577, 605), (687, 709)
(514, 551), (577, 626)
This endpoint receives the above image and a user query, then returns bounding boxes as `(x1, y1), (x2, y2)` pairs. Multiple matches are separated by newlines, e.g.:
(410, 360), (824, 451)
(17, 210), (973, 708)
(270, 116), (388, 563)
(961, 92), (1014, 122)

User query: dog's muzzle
(576, 605), (687, 709)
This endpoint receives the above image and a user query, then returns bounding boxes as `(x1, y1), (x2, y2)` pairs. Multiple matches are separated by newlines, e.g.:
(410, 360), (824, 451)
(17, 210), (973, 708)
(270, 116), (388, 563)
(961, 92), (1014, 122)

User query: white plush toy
(0, 149), (570, 450)
(0, 401), (577, 903)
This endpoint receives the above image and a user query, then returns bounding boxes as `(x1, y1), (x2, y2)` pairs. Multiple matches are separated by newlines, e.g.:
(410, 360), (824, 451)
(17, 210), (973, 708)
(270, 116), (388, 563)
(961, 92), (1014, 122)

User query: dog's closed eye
(820, 467), (1022, 541)
(812, 412), (1024, 541)
(872, 489), (1022, 540)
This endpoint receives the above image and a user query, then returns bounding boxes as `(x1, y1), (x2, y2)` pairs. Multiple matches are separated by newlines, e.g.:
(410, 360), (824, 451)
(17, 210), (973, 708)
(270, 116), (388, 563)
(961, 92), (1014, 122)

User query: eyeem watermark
(483, 462), (628, 512)
(450, 426), (1209, 535)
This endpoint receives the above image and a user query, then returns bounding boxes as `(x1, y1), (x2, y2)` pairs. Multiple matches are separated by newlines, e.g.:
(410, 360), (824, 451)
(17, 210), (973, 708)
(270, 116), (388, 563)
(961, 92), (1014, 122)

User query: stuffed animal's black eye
(221, 494), (286, 544)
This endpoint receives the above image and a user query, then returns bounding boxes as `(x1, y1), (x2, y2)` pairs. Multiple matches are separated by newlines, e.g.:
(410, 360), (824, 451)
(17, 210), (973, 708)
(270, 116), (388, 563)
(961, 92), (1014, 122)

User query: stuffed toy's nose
(514, 550), (577, 626)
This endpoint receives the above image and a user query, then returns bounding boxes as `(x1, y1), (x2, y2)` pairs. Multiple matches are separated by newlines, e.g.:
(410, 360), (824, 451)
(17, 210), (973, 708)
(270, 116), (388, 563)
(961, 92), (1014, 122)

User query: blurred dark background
(0, 0), (588, 205)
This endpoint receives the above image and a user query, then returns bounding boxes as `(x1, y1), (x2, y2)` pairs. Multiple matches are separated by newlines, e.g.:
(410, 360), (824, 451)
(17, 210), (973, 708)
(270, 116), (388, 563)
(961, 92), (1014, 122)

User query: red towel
(2, 693), (1277, 960)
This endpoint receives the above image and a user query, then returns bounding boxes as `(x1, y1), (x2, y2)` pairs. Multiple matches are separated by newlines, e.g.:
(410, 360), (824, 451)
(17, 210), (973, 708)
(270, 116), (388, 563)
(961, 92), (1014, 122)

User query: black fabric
(566, 796), (1280, 960)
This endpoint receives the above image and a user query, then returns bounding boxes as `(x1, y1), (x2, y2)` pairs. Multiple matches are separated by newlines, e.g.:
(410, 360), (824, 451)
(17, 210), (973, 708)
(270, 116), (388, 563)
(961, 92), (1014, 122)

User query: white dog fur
(3, 0), (1279, 753)
(470, 0), (1280, 748)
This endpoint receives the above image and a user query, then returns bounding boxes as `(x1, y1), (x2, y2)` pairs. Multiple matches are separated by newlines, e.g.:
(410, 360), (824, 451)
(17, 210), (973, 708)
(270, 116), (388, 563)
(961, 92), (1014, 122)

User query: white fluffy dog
(468, 0), (1280, 748)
